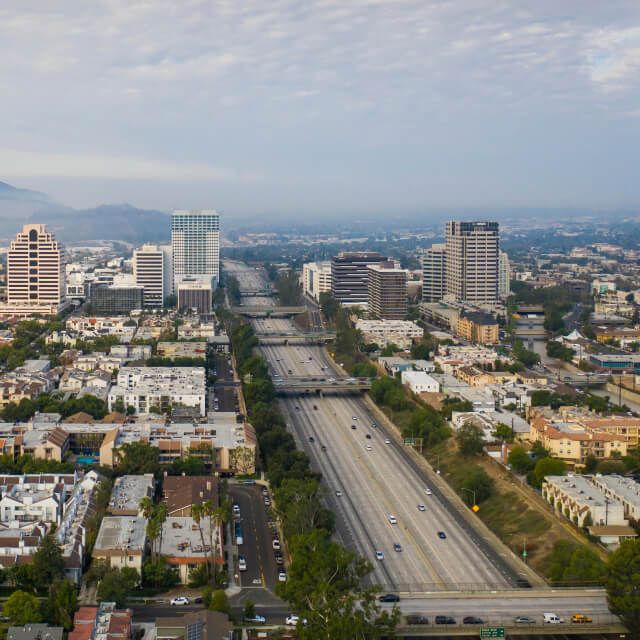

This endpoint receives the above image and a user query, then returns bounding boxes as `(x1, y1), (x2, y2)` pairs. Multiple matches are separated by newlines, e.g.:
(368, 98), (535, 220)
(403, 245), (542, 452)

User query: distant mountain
(0, 180), (170, 244)
(0, 180), (50, 202)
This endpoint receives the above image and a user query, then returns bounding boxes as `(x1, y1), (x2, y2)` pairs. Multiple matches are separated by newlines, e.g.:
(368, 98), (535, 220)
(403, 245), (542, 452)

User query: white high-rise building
(421, 244), (446, 303)
(302, 261), (331, 301)
(171, 210), (220, 290)
(134, 244), (167, 308)
(3, 224), (65, 316)
(445, 221), (499, 303)
(499, 251), (510, 298)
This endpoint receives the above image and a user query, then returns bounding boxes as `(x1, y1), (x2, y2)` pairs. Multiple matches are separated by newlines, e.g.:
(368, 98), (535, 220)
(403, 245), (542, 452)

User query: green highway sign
(480, 627), (505, 639)
(403, 439), (416, 445)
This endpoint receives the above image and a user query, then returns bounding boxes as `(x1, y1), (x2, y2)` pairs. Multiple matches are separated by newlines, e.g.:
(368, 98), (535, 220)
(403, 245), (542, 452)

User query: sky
(1, 0), (640, 217)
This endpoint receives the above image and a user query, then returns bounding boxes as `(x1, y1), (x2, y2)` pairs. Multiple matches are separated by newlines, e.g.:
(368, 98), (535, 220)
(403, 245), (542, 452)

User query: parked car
(278, 570), (287, 582)
(171, 597), (190, 606)
(238, 556), (247, 571)
(285, 615), (307, 626)
(245, 614), (266, 624)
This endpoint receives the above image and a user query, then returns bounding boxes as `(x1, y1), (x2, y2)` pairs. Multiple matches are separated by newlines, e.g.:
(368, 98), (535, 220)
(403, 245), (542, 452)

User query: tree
(530, 457), (566, 488)
(243, 598), (256, 620)
(404, 408), (449, 447)
(596, 460), (627, 475)
(508, 447), (535, 473)
(606, 539), (640, 637)
(461, 467), (494, 505)
(563, 547), (605, 585)
(380, 343), (401, 357)
(115, 441), (161, 476)
(493, 423), (514, 443)
(410, 342), (431, 360)
(319, 292), (339, 321)
(97, 568), (139, 606)
(47, 579), (78, 630)
(2, 590), (41, 625)
(584, 455), (598, 474)
(209, 589), (231, 614)
(32, 533), (65, 589)
(456, 422), (484, 456)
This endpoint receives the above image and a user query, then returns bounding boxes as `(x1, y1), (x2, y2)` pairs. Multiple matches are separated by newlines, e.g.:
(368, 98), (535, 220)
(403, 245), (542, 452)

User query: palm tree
(203, 500), (218, 583)
(155, 503), (168, 557)
(146, 518), (161, 561)
(192, 503), (210, 578)
(140, 496), (155, 520)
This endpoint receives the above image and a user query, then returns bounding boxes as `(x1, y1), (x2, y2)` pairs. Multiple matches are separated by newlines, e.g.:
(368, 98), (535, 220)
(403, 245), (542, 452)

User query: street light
(433, 455), (441, 474)
(461, 487), (476, 507)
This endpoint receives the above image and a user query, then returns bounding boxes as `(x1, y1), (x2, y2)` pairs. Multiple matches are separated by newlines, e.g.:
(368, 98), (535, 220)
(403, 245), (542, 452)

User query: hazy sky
(1, 1), (639, 215)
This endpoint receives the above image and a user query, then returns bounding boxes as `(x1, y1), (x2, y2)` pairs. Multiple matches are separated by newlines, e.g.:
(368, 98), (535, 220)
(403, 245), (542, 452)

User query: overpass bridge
(394, 622), (626, 637)
(558, 373), (610, 387)
(274, 376), (374, 393)
(231, 306), (307, 317)
(239, 288), (273, 296)
(257, 331), (335, 344)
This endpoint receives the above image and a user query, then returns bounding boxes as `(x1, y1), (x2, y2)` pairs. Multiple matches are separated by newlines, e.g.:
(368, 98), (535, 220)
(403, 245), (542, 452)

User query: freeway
(222, 261), (616, 623)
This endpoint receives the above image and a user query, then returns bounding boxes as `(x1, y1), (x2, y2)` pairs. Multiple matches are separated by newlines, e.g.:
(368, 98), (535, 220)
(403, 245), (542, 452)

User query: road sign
(481, 627), (505, 639)
(472, 504), (479, 512)
(523, 550), (527, 557)
(403, 438), (416, 445)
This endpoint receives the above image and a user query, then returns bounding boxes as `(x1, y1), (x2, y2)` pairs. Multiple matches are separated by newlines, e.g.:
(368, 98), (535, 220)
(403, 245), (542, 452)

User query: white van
(543, 613), (565, 624)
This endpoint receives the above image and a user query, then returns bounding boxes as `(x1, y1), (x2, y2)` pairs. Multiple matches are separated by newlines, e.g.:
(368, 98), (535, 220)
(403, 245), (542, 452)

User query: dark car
(365, 434), (372, 439)
(309, 436), (315, 442)
(379, 594), (400, 603)
(321, 445), (327, 451)
(437, 531), (447, 539)
(435, 616), (455, 625)
(406, 615), (428, 625)
(351, 424), (357, 430)
(463, 616), (484, 624)
(516, 578), (532, 588)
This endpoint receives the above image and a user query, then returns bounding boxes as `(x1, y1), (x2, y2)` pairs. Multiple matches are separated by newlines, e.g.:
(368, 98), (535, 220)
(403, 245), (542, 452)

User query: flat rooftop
(94, 516), (146, 553)
(108, 475), (155, 514)
(159, 516), (213, 558)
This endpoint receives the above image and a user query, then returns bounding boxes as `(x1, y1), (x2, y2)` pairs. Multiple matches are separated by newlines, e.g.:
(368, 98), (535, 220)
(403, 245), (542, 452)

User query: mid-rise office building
(367, 264), (408, 319)
(134, 244), (167, 308)
(331, 252), (390, 306)
(171, 210), (220, 290)
(4, 224), (65, 316)
(91, 285), (144, 315)
(178, 280), (212, 314)
(445, 221), (499, 303)
(421, 244), (446, 303)
(499, 251), (510, 298)
(302, 261), (332, 301)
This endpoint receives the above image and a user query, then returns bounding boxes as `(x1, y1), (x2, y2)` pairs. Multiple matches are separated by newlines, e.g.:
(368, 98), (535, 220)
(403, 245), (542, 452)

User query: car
(425, 488), (432, 495)
(278, 570), (287, 582)
(313, 405), (318, 410)
(232, 504), (240, 515)
(321, 445), (327, 451)
(264, 497), (271, 505)
(435, 616), (455, 625)
(335, 490), (343, 497)
(406, 615), (429, 625)
(385, 438), (391, 444)
(309, 436), (315, 442)
(285, 615), (307, 626)
(272, 539), (281, 550)
(388, 515), (397, 524)
(351, 425), (357, 430)
(365, 434), (372, 439)
(245, 614), (266, 624)
(371, 423), (377, 428)
(571, 614), (592, 624)
(543, 613), (565, 624)
(393, 543), (402, 552)
(379, 594), (400, 603)
(365, 445), (372, 451)
(463, 616), (484, 624)
(375, 550), (384, 561)
(171, 597), (190, 606)
(514, 616), (535, 624)
(352, 416), (358, 420)
(238, 556), (247, 571)
(275, 554), (284, 565)
(437, 531), (447, 539)
(417, 504), (425, 511)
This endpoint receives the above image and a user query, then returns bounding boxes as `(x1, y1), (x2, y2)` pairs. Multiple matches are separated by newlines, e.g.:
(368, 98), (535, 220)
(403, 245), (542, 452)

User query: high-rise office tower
(6, 224), (65, 314)
(499, 250), (510, 298)
(445, 221), (499, 303)
(367, 264), (408, 319)
(171, 210), (220, 290)
(134, 244), (167, 307)
(331, 252), (391, 306)
(421, 244), (446, 303)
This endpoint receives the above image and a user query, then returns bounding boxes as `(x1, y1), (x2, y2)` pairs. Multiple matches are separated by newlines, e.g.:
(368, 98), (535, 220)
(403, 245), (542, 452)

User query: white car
(285, 615), (307, 626)
(388, 515), (397, 524)
(171, 597), (190, 606)
(375, 550), (384, 561)
(272, 539), (281, 550)
(424, 488), (432, 495)
(365, 445), (372, 451)
(352, 416), (358, 420)
(278, 570), (287, 582)
(385, 438), (391, 444)
(232, 504), (240, 515)
(417, 504), (425, 511)
(238, 556), (247, 571)
(335, 490), (343, 497)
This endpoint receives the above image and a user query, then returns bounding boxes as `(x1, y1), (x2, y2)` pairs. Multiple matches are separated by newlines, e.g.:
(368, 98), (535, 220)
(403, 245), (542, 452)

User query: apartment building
(590, 474), (640, 521)
(93, 516), (146, 572)
(2, 224), (65, 317)
(108, 367), (206, 416)
(331, 252), (391, 306)
(69, 603), (132, 640)
(302, 261), (332, 301)
(456, 311), (499, 344)
(163, 476), (218, 517)
(107, 475), (155, 516)
(172, 210), (220, 290)
(91, 285), (144, 315)
(355, 319), (422, 348)
(400, 370), (439, 394)
(157, 342), (207, 359)
(110, 344), (152, 362)
(421, 244), (446, 303)
(498, 251), (510, 298)
(134, 244), (168, 308)
(445, 221), (499, 303)
(367, 264), (408, 320)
